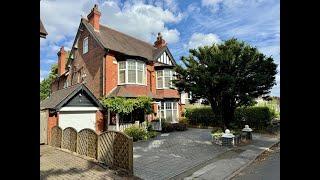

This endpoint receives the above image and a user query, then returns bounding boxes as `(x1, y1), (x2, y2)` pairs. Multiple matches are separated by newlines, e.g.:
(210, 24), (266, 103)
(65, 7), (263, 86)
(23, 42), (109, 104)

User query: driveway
(40, 145), (138, 180)
(133, 128), (228, 180)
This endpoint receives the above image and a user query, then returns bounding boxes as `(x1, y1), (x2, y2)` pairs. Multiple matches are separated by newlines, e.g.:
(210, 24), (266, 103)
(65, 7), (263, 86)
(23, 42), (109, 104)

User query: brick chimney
(87, 4), (101, 31)
(154, 32), (167, 48)
(57, 46), (66, 76)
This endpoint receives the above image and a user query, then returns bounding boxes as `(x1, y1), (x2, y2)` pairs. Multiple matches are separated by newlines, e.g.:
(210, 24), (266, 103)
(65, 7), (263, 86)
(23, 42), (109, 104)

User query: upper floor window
(156, 69), (176, 89)
(118, 60), (146, 85)
(83, 37), (88, 54)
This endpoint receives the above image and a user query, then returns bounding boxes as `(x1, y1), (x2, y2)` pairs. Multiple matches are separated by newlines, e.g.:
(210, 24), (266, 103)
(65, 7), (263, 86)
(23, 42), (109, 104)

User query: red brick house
(45, 4), (183, 133)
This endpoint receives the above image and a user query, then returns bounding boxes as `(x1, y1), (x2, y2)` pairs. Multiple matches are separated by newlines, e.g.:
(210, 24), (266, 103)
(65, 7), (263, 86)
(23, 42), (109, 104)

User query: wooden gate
(97, 131), (133, 174)
(40, 110), (48, 144)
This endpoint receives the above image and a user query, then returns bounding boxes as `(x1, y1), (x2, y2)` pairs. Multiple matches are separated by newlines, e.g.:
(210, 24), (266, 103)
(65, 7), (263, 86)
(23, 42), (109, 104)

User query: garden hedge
(185, 106), (274, 129)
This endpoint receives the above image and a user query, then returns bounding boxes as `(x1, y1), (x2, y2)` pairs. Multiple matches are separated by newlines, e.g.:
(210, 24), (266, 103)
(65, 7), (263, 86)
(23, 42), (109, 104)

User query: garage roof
(40, 84), (104, 111)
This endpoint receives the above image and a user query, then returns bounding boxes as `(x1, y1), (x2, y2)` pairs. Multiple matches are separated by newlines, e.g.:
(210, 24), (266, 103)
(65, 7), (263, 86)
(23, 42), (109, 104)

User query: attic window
(83, 37), (88, 54)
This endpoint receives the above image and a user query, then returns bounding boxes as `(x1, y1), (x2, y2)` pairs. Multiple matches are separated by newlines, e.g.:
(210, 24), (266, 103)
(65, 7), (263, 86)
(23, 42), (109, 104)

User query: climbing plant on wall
(100, 96), (153, 115)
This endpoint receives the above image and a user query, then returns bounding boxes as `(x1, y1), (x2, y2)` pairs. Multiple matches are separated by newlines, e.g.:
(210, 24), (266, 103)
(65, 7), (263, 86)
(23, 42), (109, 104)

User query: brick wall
(146, 63), (156, 94)
(67, 27), (105, 98)
(95, 110), (105, 134)
(104, 53), (118, 95)
(47, 112), (58, 144)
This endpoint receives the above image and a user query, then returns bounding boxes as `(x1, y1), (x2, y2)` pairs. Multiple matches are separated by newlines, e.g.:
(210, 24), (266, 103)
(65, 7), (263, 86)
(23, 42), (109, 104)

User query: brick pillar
(47, 112), (58, 144)
(95, 110), (104, 134)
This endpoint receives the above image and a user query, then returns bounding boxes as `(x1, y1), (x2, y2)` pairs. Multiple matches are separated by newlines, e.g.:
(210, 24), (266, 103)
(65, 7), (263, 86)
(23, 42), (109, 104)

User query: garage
(59, 109), (97, 132)
(40, 84), (106, 144)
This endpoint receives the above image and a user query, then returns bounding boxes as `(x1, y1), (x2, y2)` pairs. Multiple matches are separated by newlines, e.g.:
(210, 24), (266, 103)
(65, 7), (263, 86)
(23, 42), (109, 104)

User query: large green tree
(40, 64), (58, 101)
(174, 38), (277, 128)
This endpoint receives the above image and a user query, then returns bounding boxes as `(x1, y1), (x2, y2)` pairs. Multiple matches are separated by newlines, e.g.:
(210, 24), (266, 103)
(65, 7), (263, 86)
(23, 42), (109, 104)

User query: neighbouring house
(40, 19), (48, 38)
(45, 4), (183, 134)
(181, 91), (207, 107)
(40, 84), (105, 144)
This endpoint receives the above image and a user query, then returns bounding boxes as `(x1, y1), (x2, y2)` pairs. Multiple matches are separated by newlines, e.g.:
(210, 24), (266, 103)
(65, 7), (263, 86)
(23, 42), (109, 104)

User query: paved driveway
(133, 128), (228, 180)
(40, 145), (138, 180)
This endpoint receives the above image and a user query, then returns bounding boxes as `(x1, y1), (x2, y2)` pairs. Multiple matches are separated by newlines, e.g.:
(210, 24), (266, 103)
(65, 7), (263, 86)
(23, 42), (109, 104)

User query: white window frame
(118, 60), (146, 85)
(157, 101), (178, 122)
(83, 37), (88, 54)
(156, 69), (176, 89)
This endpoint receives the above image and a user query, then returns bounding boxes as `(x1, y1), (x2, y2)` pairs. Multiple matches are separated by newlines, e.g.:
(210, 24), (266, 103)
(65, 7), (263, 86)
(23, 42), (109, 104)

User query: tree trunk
(221, 96), (236, 130)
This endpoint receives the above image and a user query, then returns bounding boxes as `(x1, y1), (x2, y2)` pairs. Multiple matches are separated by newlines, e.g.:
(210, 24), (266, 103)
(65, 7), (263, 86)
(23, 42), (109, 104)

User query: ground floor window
(157, 101), (178, 122)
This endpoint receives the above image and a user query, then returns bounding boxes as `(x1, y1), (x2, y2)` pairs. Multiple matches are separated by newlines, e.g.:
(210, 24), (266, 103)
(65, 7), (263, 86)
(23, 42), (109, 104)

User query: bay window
(118, 60), (146, 85)
(156, 69), (176, 89)
(158, 101), (178, 122)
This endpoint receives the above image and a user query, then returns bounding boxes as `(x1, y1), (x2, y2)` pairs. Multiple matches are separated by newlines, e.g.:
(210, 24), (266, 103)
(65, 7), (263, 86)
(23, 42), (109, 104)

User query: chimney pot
(87, 4), (101, 31)
(154, 32), (166, 48)
(57, 46), (67, 76)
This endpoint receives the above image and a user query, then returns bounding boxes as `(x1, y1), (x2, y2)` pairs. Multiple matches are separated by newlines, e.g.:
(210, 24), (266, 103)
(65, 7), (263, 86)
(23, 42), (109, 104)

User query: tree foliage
(40, 64), (58, 101)
(100, 96), (153, 115)
(174, 38), (277, 128)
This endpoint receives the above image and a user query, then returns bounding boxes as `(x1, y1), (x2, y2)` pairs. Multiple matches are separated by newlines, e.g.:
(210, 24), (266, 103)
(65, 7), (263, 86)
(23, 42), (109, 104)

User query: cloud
(42, 59), (57, 65)
(40, 0), (184, 84)
(99, 0), (183, 44)
(184, 33), (221, 49)
(162, 29), (180, 44)
(202, 0), (223, 7)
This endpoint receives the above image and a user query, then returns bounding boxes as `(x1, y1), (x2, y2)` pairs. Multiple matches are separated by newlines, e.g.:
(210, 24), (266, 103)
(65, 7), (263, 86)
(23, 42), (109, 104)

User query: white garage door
(59, 111), (96, 132)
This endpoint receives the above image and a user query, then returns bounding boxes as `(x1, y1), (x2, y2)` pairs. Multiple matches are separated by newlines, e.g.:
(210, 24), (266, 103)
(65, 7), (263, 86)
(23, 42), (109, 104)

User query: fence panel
(50, 126), (62, 148)
(61, 127), (77, 152)
(77, 129), (98, 159)
(113, 131), (133, 174)
(97, 131), (115, 166)
(97, 131), (133, 174)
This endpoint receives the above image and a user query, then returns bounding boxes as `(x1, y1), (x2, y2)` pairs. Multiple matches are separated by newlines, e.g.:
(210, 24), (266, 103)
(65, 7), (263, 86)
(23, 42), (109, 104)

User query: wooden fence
(50, 126), (133, 174)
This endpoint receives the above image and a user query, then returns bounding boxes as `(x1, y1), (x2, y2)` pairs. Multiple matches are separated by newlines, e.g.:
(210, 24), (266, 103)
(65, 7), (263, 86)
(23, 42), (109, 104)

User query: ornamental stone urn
(242, 125), (253, 140)
(222, 129), (235, 147)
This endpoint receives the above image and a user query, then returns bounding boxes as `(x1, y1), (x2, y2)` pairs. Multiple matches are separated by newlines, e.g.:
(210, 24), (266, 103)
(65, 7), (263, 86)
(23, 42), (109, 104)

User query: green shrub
(161, 122), (175, 132)
(124, 126), (148, 142)
(234, 106), (273, 130)
(147, 124), (153, 132)
(186, 106), (273, 130)
(147, 131), (159, 138)
(179, 117), (188, 124)
(174, 123), (187, 131)
(185, 106), (222, 127)
(211, 127), (223, 134)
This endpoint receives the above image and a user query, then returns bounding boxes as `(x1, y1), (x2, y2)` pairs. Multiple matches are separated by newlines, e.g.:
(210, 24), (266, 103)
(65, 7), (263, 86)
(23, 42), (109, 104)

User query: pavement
(133, 128), (229, 180)
(183, 133), (280, 180)
(232, 143), (280, 180)
(40, 145), (139, 180)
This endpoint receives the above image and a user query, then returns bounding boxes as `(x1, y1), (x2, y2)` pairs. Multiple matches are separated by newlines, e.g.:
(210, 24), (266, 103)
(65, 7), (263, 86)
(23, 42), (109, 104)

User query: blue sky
(40, 0), (280, 96)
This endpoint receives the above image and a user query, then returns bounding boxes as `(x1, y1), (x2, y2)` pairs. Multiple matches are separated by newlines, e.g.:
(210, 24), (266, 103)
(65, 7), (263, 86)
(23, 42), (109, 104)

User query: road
(232, 143), (280, 180)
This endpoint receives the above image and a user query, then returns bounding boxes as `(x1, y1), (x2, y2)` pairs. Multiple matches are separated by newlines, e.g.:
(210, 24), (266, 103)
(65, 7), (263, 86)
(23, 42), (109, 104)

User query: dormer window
(83, 37), (88, 54)
(118, 60), (146, 85)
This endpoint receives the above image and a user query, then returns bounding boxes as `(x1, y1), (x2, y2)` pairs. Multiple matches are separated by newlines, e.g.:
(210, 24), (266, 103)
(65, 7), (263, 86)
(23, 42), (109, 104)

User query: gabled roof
(40, 19), (48, 38)
(152, 46), (177, 65)
(40, 84), (104, 110)
(81, 18), (176, 62)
